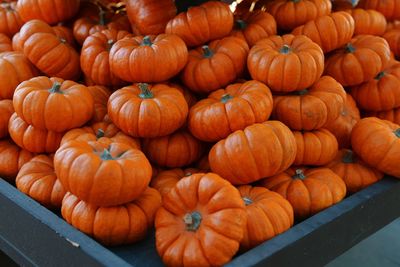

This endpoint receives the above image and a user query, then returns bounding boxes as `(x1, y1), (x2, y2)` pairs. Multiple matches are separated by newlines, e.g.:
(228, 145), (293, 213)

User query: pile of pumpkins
(1, 0), (400, 266)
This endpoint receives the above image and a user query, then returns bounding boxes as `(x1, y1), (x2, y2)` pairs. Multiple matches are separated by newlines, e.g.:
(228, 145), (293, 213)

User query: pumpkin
(0, 33), (12, 52)
(181, 37), (249, 94)
(230, 10), (277, 47)
(0, 51), (39, 100)
(16, 0), (80, 25)
(108, 83), (188, 138)
(151, 168), (200, 197)
(345, 9), (387, 36)
(62, 188), (161, 246)
(126, 0), (176, 36)
(326, 149), (383, 193)
(324, 94), (360, 149)
(209, 120), (297, 185)
(13, 76), (94, 132)
(293, 128), (339, 166)
(358, 0), (400, 21)
(248, 34), (324, 93)
(188, 80), (273, 142)
(387, 20), (400, 31)
(87, 85), (112, 123)
(265, 0), (332, 31)
(197, 154), (211, 172)
(18, 20), (81, 80)
(171, 83), (198, 108)
(351, 117), (400, 178)
(383, 29), (400, 58)
(325, 35), (391, 87)
(0, 139), (34, 182)
(60, 121), (141, 150)
(272, 76), (347, 130)
(292, 11), (355, 53)
(155, 173), (246, 267)
(332, 0), (359, 10)
(9, 113), (63, 153)
(73, 8), (131, 45)
(16, 154), (66, 209)
(81, 29), (131, 87)
(0, 1), (23, 38)
(0, 99), (13, 138)
(143, 129), (204, 168)
(238, 185), (294, 251)
(260, 167), (346, 219)
(110, 34), (188, 83)
(365, 107), (400, 125)
(351, 60), (400, 111)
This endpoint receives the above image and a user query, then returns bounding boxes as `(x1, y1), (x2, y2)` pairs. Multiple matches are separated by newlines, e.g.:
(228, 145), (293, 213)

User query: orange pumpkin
(0, 1), (23, 38)
(0, 33), (12, 52)
(62, 188), (161, 246)
(155, 173), (246, 267)
(0, 99), (13, 138)
(383, 29), (400, 58)
(87, 85), (112, 123)
(0, 139), (34, 182)
(16, 154), (66, 209)
(358, 0), (400, 21)
(151, 168), (200, 197)
(345, 8), (387, 36)
(365, 107), (400, 125)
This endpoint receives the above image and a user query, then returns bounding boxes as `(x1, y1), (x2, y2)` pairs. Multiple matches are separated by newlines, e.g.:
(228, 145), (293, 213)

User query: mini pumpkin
(272, 76), (347, 130)
(155, 173), (246, 267)
(260, 167), (346, 219)
(365, 107), (400, 125)
(110, 34), (188, 83)
(345, 8), (387, 36)
(209, 120), (297, 185)
(292, 11), (355, 53)
(107, 83), (188, 138)
(0, 99), (13, 138)
(181, 36), (249, 94)
(248, 34), (324, 93)
(151, 168), (200, 197)
(62, 188), (161, 246)
(0, 139), (33, 182)
(358, 0), (400, 21)
(0, 1), (23, 37)
(13, 76), (94, 132)
(16, 154), (66, 209)
(351, 117), (400, 178)
(0, 33), (12, 52)
(326, 149), (383, 193)
(87, 85), (112, 123)
(188, 80), (273, 142)
(383, 29), (400, 58)
(165, 1), (234, 47)
(325, 35), (391, 87)
(9, 113), (63, 153)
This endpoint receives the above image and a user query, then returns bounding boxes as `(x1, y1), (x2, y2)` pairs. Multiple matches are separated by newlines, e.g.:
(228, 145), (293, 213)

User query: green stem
(100, 149), (114, 160)
(296, 89), (308, 96)
(236, 19), (247, 30)
(49, 82), (62, 93)
(243, 197), (253, 206)
(221, 94), (233, 103)
(141, 36), (152, 46)
(202, 46), (214, 58)
(293, 169), (306, 180)
(375, 71), (386, 80)
(394, 129), (400, 138)
(345, 43), (356, 53)
(279, 45), (292, 54)
(138, 83), (154, 99)
(292, 0), (301, 2)
(96, 129), (105, 139)
(183, 211), (202, 232)
(342, 150), (355, 163)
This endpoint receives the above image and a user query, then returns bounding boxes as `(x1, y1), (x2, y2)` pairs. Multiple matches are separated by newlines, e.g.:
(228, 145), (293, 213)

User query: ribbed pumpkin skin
(292, 11), (355, 53)
(324, 94), (360, 149)
(351, 117), (400, 178)
(260, 167), (346, 219)
(231, 10), (277, 47)
(345, 9), (387, 36)
(18, 20), (81, 80)
(16, 0), (80, 25)
(0, 2), (23, 37)
(365, 108), (400, 125)
(0, 100), (13, 138)
(181, 36), (249, 94)
(0, 139), (33, 182)
(0, 33), (12, 52)
(87, 85), (111, 123)
(238, 185), (293, 251)
(248, 34), (324, 93)
(293, 129), (339, 166)
(188, 80), (273, 142)
(326, 149), (383, 193)
(151, 168), (200, 197)
(0, 51), (39, 100)
(265, 0), (332, 31)
(165, 1), (234, 47)
(209, 121), (297, 185)
(16, 155), (66, 209)
(9, 113), (63, 153)
(54, 140), (152, 207)
(272, 76), (347, 131)
(155, 173), (246, 267)
(358, 0), (400, 21)
(62, 188), (161, 246)
(325, 35), (391, 87)
(383, 29), (400, 58)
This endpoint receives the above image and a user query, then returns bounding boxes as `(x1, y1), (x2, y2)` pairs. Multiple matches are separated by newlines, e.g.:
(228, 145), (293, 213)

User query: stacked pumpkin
(0, 0), (399, 266)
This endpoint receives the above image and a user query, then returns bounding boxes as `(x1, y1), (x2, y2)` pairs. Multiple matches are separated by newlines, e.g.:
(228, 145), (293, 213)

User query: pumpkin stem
(243, 197), (253, 206)
(279, 45), (292, 54)
(342, 150), (355, 163)
(345, 43), (356, 53)
(394, 129), (400, 138)
(96, 129), (105, 139)
(221, 94), (233, 103)
(49, 82), (62, 94)
(138, 83), (154, 99)
(183, 211), (202, 232)
(100, 149), (114, 160)
(184, 172), (192, 177)
(375, 71), (386, 80)
(202, 46), (214, 58)
(98, 7), (107, 26)
(106, 39), (114, 51)
(141, 36), (152, 46)
(293, 169), (306, 180)
(236, 19), (247, 29)
(292, 0), (301, 3)
(59, 38), (67, 44)
(296, 89), (308, 95)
